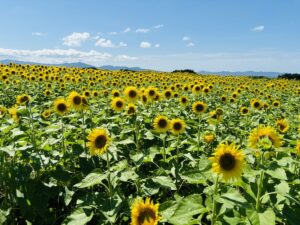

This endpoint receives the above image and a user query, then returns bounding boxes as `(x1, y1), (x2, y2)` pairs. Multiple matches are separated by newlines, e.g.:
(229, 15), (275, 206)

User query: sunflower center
(129, 90), (137, 98)
(242, 108), (248, 114)
(278, 123), (286, 131)
(21, 96), (29, 103)
(195, 86), (200, 91)
(219, 153), (236, 171)
(116, 101), (123, 108)
(254, 102), (260, 108)
(137, 208), (156, 225)
(181, 98), (187, 103)
(149, 90), (155, 96)
(196, 104), (204, 112)
(57, 103), (67, 112)
(158, 119), (167, 128)
(128, 107), (135, 114)
(73, 96), (82, 105)
(165, 91), (171, 97)
(173, 122), (182, 131)
(95, 135), (107, 149)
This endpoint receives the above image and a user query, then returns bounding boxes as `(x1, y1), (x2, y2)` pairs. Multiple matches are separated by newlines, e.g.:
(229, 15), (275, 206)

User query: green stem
(81, 110), (86, 150)
(256, 170), (264, 211)
(61, 116), (66, 157)
(197, 116), (201, 151)
(135, 116), (140, 153)
(163, 134), (167, 162)
(106, 150), (112, 197)
(211, 176), (219, 225)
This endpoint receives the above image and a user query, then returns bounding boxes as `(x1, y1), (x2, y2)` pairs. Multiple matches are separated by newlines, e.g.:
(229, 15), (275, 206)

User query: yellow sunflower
(16, 94), (30, 105)
(153, 115), (170, 133)
(87, 128), (111, 156)
(272, 100), (280, 108)
(192, 101), (207, 114)
(68, 91), (82, 111)
(126, 103), (137, 116)
(170, 118), (186, 135)
(53, 98), (69, 116)
(8, 106), (20, 122)
(203, 133), (215, 144)
(275, 119), (289, 133)
(131, 197), (160, 225)
(146, 86), (158, 100)
(111, 97), (125, 111)
(209, 143), (245, 181)
(163, 89), (173, 99)
(248, 125), (283, 150)
(41, 109), (52, 120)
(251, 99), (262, 110)
(179, 96), (188, 106)
(240, 107), (250, 115)
(124, 86), (139, 102)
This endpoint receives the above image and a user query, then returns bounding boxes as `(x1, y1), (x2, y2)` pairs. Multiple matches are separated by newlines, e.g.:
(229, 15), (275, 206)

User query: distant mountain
(198, 70), (280, 77)
(99, 65), (147, 71)
(0, 59), (147, 71)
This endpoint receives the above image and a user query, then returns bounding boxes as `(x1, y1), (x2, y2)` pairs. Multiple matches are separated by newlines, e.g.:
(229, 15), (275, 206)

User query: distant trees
(278, 73), (300, 80)
(172, 69), (197, 74)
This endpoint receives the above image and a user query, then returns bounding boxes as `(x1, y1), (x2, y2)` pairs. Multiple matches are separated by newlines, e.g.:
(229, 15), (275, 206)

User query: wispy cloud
(95, 38), (127, 48)
(251, 25), (264, 32)
(32, 32), (46, 37)
(123, 27), (131, 33)
(182, 36), (191, 41)
(136, 28), (150, 33)
(109, 31), (118, 35)
(153, 24), (164, 29)
(62, 32), (91, 47)
(140, 41), (151, 48)
(186, 42), (195, 47)
(115, 54), (138, 61)
(154, 43), (160, 48)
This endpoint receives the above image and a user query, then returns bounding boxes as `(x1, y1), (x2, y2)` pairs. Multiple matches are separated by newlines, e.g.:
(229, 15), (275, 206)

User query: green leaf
(180, 170), (207, 184)
(74, 171), (106, 188)
(64, 187), (74, 206)
(0, 208), (11, 225)
(168, 194), (204, 225)
(218, 189), (247, 209)
(258, 208), (275, 225)
(63, 207), (93, 225)
(151, 176), (176, 190)
(275, 180), (290, 195)
(266, 168), (287, 180)
(159, 200), (178, 222)
(119, 169), (138, 182)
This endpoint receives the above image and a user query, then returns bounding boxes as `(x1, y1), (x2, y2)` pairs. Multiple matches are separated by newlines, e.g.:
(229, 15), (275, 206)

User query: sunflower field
(0, 63), (300, 225)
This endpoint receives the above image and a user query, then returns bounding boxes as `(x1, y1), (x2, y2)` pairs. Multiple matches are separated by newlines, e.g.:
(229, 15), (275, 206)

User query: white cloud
(109, 31), (118, 35)
(186, 42), (195, 47)
(95, 38), (127, 48)
(0, 47), (112, 64)
(136, 28), (150, 33)
(251, 25), (264, 32)
(153, 24), (164, 29)
(62, 32), (91, 47)
(182, 36), (191, 41)
(140, 41), (151, 48)
(123, 27), (131, 33)
(32, 32), (46, 36)
(154, 43), (160, 48)
(115, 55), (138, 61)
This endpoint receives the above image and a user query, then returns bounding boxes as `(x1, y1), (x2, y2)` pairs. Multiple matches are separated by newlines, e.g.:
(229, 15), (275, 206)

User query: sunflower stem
(61, 116), (66, 158)
(106, 150), (112, 197)
(135, 115), (140, 153)
(211, 175), (219, 225)
(81, 110), (87, 151)
(197, 116), (201, 152)
(255, 170), (264, 211)
(163, 134), (167, 162)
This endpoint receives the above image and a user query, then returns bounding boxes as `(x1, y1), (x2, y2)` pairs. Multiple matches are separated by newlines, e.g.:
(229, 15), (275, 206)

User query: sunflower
(272, 100), (280, 108)
(111, 97), (125, 111)
(179, 96), (188, 106)
(0, 106), (7, 118)
(53, 98), (69, 116)
(141, 94), (148, 105)
(203, 133), (215, 144)
(81, 96), (89, 110)
(8, 106), (20, 122)
(251, 99), (262, 110)
(153, 115), (169, 133)
(192, 85), (202, 95)
(16, 94), (30, 105)
(296, 140), (300, 155)
(170, 118), (186, 135)
(68, 91), (82, 110)
(209, 143), (245, 181)
(44, 89), (51, 97)
(41, 109), (52, 120)
(124, 86), (139, 102)
(240, 107), (250, 115)
(92, 90), (99, 98)
(192, 101), (207, 114)
(146, 87), (158, 100)
(163, 89), (173, 99)
(275, 119), (289, 133)
(126, 103), (137, 115)
(248, 125), (283, 150)
(87, 128), (111, 156)
(131, 197), (160, 225)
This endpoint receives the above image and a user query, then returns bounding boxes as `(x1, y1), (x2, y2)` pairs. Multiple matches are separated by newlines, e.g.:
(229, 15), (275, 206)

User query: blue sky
(0, 0), (300, 72)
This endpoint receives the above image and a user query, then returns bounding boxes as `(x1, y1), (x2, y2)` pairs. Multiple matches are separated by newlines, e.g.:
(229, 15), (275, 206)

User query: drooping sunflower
(126, 103), (137, 116)
(240, 107), (250, 115)
(275, 119), (289, 133)
(210, 143), (245, 181)
(131, 197), (160, 225)
(248, 125), (283, 149)
(41, 109), (52, 120)
(124, 86), (139, 102)
(111, 97), (125, 111)
(87, 128), (111, 156)
(0, 106), (7, 118)
(53, 98), (69, 116)
(192, 101), (207, 114)
(153, 115), (169, 133)
(16, 94), (30, 105)
(170, 118), (186, 135)
(68, 91), (82, 110)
